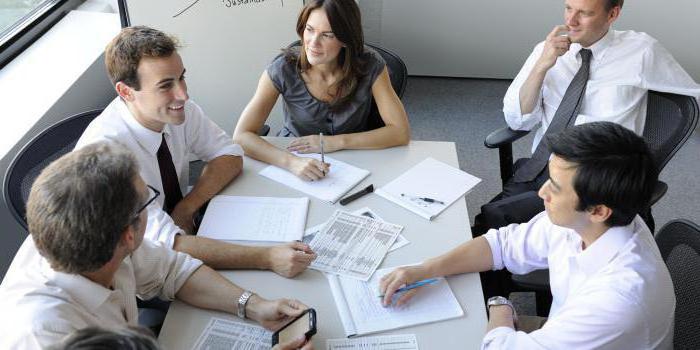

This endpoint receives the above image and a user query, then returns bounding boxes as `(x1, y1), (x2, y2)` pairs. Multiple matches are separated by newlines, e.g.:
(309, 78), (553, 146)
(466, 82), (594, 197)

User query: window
(0, 0), (81, 69)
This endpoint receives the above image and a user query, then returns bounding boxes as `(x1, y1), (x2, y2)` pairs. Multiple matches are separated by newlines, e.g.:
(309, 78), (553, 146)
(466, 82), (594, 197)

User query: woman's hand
(287, 135), (341, 154)
(287, 156), (329, 181)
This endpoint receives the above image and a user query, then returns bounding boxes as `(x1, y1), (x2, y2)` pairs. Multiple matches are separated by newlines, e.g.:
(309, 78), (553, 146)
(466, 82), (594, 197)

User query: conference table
(158, 138), (488, 349)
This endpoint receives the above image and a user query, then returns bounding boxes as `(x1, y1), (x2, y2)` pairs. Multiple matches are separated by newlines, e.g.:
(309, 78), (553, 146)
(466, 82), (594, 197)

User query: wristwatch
(487, 296), (517, 321)
(237, 290), (254, 319)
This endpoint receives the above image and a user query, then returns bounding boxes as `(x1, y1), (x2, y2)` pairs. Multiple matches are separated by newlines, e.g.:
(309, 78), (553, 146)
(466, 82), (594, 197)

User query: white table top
(158, 138), (488, 349)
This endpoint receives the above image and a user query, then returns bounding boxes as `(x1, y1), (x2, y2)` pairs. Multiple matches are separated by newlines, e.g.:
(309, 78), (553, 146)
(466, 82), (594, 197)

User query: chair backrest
(286, 41), (408, 130)
(655, 219), (700, 349)
(3, 109), (102, 230)
(643, 91), (699, 172)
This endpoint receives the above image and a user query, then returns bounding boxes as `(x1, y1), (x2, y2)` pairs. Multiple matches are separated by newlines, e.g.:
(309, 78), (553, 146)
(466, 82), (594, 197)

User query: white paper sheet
(375, 157), (481, 220)
(327, 334), (419, 350)
(198, 195), (309, 242)
(309, 211), (402, 280)
(259, 154), (370, 203)
(327, 265), (464, 337)
(304, 207), (409, 252)
(193, 317), (272, 350)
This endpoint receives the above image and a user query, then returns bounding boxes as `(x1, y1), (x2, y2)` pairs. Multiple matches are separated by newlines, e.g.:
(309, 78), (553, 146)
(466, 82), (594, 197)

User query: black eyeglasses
(135, 185), (160, 218)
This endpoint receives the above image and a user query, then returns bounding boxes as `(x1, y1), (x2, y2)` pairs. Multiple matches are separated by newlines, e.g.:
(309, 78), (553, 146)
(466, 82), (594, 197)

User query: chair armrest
(484, 127), (530, 148)
(649, 181), (668, 207)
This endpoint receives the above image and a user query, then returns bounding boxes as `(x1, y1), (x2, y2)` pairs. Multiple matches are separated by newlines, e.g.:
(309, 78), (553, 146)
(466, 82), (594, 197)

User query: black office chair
(269, 40), (407, 134)
(493, 91), (699, 316)
(3, 109), (102, 231)
(655, 219), (700, 349)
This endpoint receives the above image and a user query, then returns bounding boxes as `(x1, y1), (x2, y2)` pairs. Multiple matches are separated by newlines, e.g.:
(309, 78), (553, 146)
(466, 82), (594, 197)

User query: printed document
(304, 207), (409, 252)
(198, 195), (309, 242)
(259, 153), (370, 203)
(309, 210), (403, 280)
(193, 317), (271, 350)
(327, 265), (464, 337)
(376, 157), (481, 220)
(327, 334), (419, 350)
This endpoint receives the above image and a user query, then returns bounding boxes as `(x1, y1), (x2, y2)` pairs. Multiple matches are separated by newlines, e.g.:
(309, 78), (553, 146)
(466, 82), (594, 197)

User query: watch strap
(237, 290), (254, 319)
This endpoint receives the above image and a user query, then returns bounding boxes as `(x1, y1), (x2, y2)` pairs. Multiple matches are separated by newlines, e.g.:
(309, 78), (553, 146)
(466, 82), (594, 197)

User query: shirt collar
(575, 221), (634, 276)
(41, 259), (112, 312)
(116, 99), (165, 156)
(570, 29), (614, 63)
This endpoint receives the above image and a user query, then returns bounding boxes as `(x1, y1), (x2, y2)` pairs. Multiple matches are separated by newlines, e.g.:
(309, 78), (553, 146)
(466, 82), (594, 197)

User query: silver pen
(320, 132), (325, 176)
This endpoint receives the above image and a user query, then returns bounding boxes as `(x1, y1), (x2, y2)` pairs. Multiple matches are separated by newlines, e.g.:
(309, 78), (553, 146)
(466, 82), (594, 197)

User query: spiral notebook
(375, 157), (481, 220)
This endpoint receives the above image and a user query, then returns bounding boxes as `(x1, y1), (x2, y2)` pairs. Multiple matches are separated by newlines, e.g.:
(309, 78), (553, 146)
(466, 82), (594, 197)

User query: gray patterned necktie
(512, 48), (593, 183)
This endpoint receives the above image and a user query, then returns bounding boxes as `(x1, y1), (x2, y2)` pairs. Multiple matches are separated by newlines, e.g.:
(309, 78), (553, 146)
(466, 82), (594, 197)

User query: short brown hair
(105, 26), (179, 90)
(27, 142), (141, 274)
(606, 0), (623, 10)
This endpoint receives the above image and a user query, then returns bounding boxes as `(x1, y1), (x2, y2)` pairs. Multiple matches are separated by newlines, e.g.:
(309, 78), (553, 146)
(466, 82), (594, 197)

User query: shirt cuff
(484, 229), (505, 271)
(481, 326), (517, 350)
(206, 143), (244, 161)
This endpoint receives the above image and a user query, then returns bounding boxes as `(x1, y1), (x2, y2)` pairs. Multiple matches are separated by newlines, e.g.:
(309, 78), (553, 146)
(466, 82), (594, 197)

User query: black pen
(400, 193), (445, 205)
(339, 184), (374, 206)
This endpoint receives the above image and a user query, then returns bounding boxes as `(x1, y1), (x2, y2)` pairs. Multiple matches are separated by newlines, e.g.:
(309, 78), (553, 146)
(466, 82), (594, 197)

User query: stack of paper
(193, 317), (271, 350)
(309, 210), (403, 281)
(259, 153), (370, 203)
(327, 334), (419, 349)
(198, 195), (309, 242)
(376, 157), (481, 220)
(327, 265), (464, 337)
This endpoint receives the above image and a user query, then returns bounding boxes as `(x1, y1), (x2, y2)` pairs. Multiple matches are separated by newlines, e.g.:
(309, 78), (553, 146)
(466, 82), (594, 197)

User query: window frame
(0, 0), (83, 70)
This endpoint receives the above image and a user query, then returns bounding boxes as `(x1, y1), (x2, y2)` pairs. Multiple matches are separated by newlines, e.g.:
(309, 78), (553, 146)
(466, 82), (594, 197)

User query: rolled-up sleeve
(483, 212), (551, 274)
(503, 42), (547, 131)
(144, 200), (184, 248)
(131, 239), (203, 301)
(184, 101), (244, 162)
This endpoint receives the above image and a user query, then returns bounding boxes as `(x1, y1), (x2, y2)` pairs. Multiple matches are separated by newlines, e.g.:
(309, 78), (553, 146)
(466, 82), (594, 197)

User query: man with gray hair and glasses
(0, 142), (312, 349)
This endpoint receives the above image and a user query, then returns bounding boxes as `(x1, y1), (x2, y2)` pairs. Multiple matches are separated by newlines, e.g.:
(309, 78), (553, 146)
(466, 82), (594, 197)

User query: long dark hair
(287, 0), (367, 110)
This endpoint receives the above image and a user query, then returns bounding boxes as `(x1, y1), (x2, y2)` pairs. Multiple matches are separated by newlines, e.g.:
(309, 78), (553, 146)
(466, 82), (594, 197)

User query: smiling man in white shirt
(0, 142), (311, 349)
(474, 0), (700, 232)
(380, 122), (675, 349)
(76, 26), (315, 278)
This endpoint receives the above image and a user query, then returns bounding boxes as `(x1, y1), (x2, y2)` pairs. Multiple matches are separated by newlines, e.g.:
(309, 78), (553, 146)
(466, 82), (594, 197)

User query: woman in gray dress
(233, 0), (410, 181)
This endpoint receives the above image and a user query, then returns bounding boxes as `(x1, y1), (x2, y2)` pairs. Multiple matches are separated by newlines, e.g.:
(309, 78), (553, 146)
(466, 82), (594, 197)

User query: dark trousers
(473, 158), (548, 301)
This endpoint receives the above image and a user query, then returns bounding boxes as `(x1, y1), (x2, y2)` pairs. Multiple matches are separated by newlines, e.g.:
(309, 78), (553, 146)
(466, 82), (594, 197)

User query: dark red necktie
(157, 133), (183, 214)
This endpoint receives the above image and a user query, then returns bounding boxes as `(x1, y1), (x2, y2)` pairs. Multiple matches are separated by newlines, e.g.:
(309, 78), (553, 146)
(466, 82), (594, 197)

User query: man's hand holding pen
(378, 264), (433, 307)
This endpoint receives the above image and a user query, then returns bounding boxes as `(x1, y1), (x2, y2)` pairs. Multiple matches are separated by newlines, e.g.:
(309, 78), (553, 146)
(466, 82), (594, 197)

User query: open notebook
(327, 265), (464, 337)
(259, 153), (370, 203)
(376, 157), (481, 220)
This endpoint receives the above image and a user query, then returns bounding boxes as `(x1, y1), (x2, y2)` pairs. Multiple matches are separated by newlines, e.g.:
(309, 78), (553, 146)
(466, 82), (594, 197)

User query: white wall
(361, 0), (700, 82)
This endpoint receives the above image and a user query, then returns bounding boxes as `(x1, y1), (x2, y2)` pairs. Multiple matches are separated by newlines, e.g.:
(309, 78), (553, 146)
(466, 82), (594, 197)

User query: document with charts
(309, 210), (402, 281)
(259, 153), (370, 203)
(376, 157), (481, 220)
(193, 317), (271, 350)
(327, 334), (419, 350)
(303, 207), (409, 252)
(327, 265), (463, 337)
(198, 195), (308, 242)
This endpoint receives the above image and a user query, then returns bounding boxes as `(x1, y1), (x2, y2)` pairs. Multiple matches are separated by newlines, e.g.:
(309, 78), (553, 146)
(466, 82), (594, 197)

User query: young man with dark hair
(0, 142), (312, 349)
(380, 122), (675, 349)
(76, 26), (315, 278)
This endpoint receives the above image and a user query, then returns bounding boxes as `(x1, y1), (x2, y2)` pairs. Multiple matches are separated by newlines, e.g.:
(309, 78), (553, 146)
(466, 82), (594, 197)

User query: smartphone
(272, 308), (317, 346)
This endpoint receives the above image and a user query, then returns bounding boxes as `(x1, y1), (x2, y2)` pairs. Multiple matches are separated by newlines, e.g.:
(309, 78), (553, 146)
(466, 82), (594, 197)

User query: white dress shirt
(0, 236), (202, 349)
(503, 29), (700, 153)
(481, 212), (675, 349)
(76, 98), (244, 247)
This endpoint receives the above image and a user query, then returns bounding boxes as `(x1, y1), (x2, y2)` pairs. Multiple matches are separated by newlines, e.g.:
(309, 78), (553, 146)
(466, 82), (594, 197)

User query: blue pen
(378, 278), (440, 298)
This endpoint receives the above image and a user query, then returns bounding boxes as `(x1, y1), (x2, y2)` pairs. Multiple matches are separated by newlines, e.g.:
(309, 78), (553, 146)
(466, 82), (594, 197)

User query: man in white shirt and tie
(76, 26), (315, 278)
(0, 142), (312, 349)
(474, 0), (700, 232)
(380, 122), (675, 349)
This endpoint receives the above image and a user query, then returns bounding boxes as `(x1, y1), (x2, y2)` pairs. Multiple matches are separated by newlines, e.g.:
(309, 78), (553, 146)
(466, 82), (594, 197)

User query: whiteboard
(119, 0), (304, 133)
(374, 0), (700, 82)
